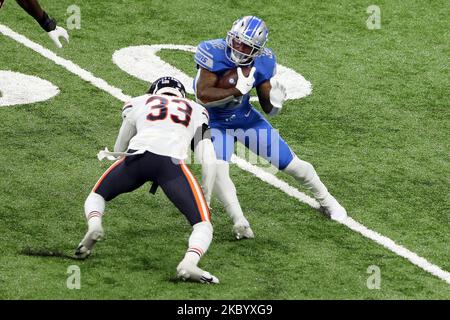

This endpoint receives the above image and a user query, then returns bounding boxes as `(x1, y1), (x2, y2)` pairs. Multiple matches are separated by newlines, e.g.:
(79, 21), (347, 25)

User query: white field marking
(0, 24), (131, 103)
(0, 70), (59, 107)
(231, 155), (450, 285)
(3, 23), (449, 286)
(113, 45), (197, 96)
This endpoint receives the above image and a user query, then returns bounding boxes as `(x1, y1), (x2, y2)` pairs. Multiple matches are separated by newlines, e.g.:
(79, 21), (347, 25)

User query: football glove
(235, 67), (256, 95)
(48, 26), (69, 48)
(38, 11), (69, 49)
(268, 78), (287, 116)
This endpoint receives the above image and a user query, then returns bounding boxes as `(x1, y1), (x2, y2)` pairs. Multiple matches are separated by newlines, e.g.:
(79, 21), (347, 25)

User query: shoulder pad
(254, 48), (277, 86)
(121, 95), (146, 119)
(194, 39), (234, 73)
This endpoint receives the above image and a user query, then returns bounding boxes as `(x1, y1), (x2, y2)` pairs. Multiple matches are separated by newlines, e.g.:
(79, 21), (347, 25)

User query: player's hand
(97, 147), (119, 161)
(268, 78), (287, 116)
(48, 26), (69, 48)
(235, 67), (256, 95)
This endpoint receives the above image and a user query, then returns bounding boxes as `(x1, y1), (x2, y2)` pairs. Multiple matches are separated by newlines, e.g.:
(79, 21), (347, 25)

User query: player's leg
(75, 155), (148, 259)
(240, 112), (347, 222)
(157, 158), (218, 283)
(210, 127), (254, 239)
(214, 160), (254, 239)
(283, 157), (347, 221)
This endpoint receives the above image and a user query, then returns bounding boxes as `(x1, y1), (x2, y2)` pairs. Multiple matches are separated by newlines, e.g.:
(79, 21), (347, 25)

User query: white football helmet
(226, 16), (269, 66)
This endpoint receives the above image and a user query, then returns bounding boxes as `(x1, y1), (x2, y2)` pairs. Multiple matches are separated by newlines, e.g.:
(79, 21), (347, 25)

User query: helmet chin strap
(230, 50), (253, 66)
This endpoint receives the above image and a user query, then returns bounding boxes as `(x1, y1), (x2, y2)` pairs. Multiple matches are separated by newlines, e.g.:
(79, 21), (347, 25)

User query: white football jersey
(119, 94), (209, 160)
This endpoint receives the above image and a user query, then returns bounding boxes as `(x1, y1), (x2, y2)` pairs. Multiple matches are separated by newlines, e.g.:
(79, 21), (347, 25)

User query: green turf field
(0, 0), (449, 299)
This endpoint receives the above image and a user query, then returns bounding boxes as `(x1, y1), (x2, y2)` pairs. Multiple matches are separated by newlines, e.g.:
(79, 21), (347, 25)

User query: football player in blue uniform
(193, 16), (347, 239)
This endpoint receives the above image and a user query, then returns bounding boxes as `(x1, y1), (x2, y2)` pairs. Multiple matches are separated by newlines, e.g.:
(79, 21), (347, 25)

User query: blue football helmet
(226, 16), (269, 66)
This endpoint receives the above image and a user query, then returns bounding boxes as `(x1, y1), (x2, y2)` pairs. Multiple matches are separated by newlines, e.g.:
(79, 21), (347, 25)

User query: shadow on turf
(20, 246), (78, 260)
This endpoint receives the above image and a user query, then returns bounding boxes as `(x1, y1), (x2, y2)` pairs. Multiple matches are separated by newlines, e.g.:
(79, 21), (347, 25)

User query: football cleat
(176, 261), (219, 284)
(319, 195), (348, 223)
(74, 227), (104, 259)
(233, 218), (255, 240)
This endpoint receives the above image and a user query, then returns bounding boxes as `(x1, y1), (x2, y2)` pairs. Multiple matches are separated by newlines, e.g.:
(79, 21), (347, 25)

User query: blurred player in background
(194, 16), (347, 239)
(75, 77), (219, 284)
(0, 0), (69, 48)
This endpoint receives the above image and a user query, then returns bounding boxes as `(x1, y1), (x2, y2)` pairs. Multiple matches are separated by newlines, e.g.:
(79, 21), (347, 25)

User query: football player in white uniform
(75, 77), (219, 284)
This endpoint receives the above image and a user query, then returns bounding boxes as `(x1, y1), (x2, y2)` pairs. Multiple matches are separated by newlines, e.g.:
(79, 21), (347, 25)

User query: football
(215, 67), (252, 89)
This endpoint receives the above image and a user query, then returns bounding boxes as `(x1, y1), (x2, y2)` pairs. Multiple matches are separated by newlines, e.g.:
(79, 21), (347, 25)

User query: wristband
(39, 11), (57, 32)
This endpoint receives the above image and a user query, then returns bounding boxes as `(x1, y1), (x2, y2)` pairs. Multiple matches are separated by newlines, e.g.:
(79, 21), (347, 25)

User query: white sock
(182, 221), (213, 266)
(213, 160), (246, 224)
(84, 192), (105, 231)
(283, 157), (330, 201)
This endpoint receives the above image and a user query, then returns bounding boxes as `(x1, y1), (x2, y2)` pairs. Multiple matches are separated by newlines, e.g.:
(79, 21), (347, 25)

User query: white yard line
(0, 24), (131, 103)
(2, 23), (449, 285)
(231, 156), (450, 284)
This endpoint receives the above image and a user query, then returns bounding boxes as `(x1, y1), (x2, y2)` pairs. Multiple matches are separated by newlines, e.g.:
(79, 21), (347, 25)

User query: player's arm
(114, 105), (137, 152)
(16, 0), (69, 48)
(16, 0), (45, 21)
(256, 78), (287, 117)
(196, 67), (241, 106)
(196, 67), (256, 106)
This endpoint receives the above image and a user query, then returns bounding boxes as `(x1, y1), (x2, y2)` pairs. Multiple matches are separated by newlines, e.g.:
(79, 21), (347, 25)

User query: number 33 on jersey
(118, 94), (210, 160)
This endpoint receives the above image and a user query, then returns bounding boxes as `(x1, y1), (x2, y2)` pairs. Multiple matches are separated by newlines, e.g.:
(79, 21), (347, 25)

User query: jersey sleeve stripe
(194, 48), (214, 70)
(194, 56), (213, 70)
(197, 46), (213, 58)
(122, 104), (133, 112)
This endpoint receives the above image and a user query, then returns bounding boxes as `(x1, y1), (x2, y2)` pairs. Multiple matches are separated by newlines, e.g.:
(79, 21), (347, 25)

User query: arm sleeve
(114, 119), (136, 152)
(114, 103), (136, 152)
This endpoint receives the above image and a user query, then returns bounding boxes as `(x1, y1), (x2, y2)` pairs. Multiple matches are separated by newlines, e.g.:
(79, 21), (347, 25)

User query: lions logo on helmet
(225, 16), (269, 66)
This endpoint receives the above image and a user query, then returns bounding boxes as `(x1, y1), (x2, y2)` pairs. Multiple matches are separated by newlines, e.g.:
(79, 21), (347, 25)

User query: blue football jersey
(193, 38), (276, 120)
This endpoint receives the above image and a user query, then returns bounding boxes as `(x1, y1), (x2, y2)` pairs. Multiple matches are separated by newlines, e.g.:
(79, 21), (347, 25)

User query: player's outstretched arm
(256, 78), (287, 116)
(16, 0), (69, 48)
(196, 68), (242, 106)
